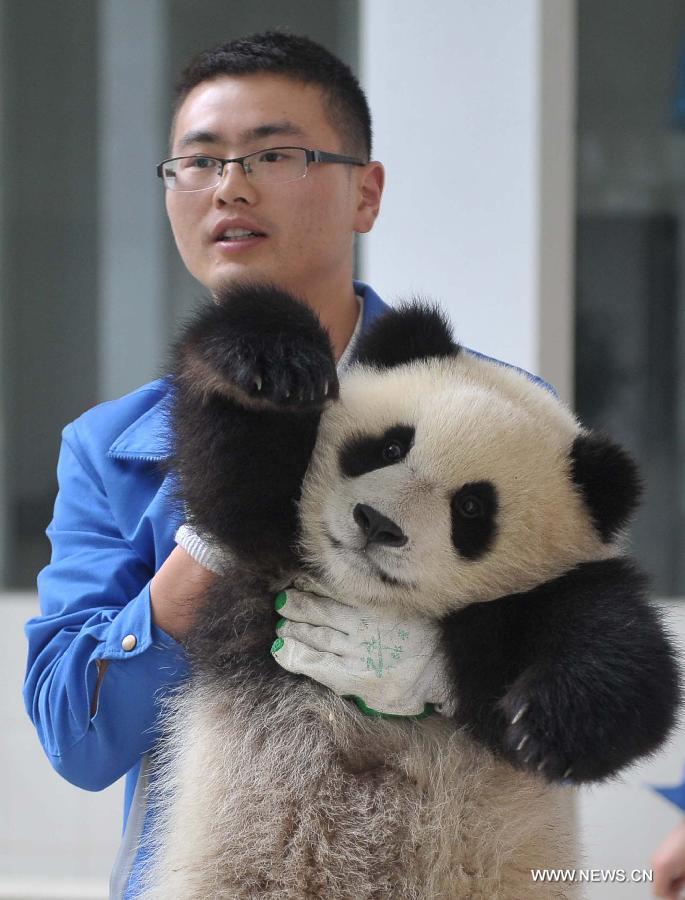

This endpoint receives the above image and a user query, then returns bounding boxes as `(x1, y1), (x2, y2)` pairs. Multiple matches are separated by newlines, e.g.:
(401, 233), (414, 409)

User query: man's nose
(353, 504), (408, 547)
(213, 162), (257, 204)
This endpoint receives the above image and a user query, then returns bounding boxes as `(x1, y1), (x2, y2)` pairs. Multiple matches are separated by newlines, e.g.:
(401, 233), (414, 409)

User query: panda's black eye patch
(340, 425), (415, 478)
(451, 481), (498, 560)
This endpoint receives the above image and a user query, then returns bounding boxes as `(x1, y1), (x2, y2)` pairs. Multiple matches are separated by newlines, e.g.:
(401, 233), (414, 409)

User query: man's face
(165, 74), (381, 298)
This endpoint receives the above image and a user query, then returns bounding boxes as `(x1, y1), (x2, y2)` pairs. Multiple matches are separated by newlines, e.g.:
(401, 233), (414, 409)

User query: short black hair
(174, 31), (372, 160)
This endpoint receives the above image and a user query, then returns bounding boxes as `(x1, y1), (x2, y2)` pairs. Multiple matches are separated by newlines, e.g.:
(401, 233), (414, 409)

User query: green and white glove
(270, 576), (454, 719)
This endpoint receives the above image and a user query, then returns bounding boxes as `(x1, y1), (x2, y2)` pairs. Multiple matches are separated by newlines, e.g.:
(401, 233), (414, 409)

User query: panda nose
(353, 504), (408, 547)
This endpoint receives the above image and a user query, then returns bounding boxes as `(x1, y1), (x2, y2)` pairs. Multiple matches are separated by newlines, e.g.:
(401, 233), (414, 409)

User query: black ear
(355, 300), (460, 369)
(570, 432), (642, 542)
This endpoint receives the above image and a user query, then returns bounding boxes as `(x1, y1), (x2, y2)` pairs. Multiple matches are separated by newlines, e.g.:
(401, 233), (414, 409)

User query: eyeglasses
(156, 146), (366, 192)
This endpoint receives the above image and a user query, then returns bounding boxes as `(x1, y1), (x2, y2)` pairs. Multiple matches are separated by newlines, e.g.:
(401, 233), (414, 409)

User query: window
(576, 1), (685, 595)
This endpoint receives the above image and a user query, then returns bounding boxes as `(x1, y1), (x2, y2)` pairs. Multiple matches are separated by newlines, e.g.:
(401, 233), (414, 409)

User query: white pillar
(97, 0), (167, 402)
(0, 0), (7, 582)
(359, 0), (576, 400)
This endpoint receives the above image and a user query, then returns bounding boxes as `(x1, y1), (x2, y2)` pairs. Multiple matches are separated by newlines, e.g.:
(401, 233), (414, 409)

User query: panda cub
(141, 283), (679, 900)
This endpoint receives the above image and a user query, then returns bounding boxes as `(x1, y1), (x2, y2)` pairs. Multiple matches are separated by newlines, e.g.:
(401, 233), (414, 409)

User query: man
(23, 32), (443, 898)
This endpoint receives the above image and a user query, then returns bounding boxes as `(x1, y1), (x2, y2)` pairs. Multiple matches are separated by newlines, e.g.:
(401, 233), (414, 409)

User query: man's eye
(179, 156), (215, 170)
(191, 156), (216, 169)
(258, 150), (287, 163)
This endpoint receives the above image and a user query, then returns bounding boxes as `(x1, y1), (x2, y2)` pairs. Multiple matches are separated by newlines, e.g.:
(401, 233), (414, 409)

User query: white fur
(141, 675), (577, 899)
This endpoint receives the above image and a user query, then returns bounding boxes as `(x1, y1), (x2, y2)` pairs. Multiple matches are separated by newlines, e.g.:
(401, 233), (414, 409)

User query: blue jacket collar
(108, 281), (388, 461)
(107, 386), (173, 461)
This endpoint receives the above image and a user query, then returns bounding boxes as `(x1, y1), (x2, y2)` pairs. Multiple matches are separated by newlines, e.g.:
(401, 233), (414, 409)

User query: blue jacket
(23, 282), (553, 896)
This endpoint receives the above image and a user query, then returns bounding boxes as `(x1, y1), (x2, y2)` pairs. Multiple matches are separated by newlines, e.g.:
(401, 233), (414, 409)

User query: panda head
(298, 304), (641, 617)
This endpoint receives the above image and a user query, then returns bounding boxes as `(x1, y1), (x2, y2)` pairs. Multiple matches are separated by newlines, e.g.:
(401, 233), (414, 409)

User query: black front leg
(442, 557), (680, 783)
(171, 282), (339, 569)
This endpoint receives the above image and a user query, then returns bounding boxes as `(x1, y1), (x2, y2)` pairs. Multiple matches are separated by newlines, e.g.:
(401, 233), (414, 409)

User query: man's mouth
(217, 228), (265, 243)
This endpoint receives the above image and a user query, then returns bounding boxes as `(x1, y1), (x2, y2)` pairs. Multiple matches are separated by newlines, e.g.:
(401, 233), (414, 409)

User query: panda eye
(451, 481), (498, 560)
(382, 441), (405, 462)
(456, 494), (484, 518)
(339, 425), (415, 478)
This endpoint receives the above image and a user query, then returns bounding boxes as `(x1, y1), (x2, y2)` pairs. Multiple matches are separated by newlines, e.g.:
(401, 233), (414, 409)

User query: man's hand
(270, 576), (453, 718)
(652, 820), (685, 899)
(149, 528), (222, 640)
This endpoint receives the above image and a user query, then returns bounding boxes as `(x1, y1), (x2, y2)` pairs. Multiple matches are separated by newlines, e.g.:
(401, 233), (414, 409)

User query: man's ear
(353, 161), (384, 234)
(355, 301), (460, 370)
(570, 432), (642, 542)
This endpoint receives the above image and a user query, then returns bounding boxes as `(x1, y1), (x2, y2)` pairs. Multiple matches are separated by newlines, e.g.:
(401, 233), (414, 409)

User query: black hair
(174, 31), (372, 160)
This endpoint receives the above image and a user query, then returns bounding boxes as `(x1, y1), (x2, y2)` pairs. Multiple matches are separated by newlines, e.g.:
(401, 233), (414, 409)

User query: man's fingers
(275, 588), (354, 632)
(290, 574), (332, 596)
(275, 620), (348, 656)
(271, 635), (357, 694)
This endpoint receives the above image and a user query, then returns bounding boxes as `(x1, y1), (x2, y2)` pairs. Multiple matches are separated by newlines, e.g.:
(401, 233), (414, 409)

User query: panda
(139, 283), (679, 900)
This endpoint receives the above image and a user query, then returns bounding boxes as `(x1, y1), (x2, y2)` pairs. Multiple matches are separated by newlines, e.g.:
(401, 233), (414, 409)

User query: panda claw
(515, 735), (528, 752)
(323, 380), (329, 396)
(511, 703), (528, 725)
(253, 375), (262, 392)
(563, 766), (573, 779)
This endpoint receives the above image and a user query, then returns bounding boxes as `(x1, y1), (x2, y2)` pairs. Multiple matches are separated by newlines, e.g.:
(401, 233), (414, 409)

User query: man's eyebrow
(239, 121), (306, 143)
(177, 129), (222, 149)
(177, 121), (306, 151)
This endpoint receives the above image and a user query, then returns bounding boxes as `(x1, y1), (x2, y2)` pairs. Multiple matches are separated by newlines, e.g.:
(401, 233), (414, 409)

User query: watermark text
(531, 868), (653, 884)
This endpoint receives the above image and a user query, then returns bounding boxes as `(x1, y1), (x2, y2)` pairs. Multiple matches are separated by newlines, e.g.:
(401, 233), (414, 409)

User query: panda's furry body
(140, 285), (679, 899)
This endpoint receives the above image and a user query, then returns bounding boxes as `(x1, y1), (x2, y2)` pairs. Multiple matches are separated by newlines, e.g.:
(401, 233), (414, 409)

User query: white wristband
(174, 523), (225, 575)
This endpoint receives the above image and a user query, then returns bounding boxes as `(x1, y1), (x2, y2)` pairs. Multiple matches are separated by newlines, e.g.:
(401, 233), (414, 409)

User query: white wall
(360, 0), (575, 401)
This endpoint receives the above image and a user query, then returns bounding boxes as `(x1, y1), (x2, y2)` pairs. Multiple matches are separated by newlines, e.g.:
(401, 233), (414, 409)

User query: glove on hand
(174, 523), (227, 575)
(271, 576), (454, 718)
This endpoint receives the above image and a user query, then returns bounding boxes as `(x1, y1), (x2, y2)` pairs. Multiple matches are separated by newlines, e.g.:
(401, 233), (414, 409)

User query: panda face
(339, 425), (498, 561)
(298, 354), (617, 617)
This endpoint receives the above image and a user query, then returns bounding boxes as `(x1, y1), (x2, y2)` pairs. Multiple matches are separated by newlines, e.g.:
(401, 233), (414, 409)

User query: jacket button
(121, 634), (137, 652)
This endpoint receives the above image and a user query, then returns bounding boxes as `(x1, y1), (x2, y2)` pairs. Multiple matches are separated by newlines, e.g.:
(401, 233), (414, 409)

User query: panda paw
(178, 285), (340, 412)
(499, 679), (576, 783)
(214, 336), (339, 411)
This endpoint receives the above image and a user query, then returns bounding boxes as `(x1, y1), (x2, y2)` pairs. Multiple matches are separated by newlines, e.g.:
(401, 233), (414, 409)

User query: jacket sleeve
(23, 425), (189, 791)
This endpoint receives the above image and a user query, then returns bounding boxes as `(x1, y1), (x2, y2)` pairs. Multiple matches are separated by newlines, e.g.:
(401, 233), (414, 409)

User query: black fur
(183, 565), (298, 693)
(171, 283), (337, 570)
(441, 557), (680, 783)
(355, 300), (459, 369)
(339, 425), (415, 478)
(450, 481), (498, 560)
(570, 433), (642, 542)
(180, 281), (338, 408)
